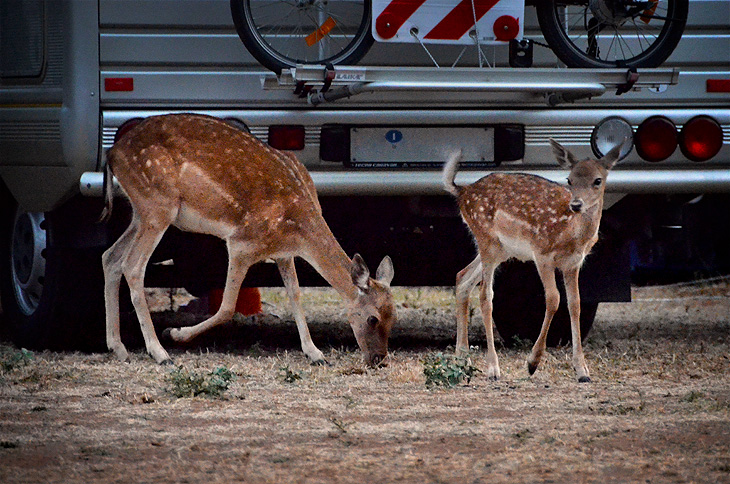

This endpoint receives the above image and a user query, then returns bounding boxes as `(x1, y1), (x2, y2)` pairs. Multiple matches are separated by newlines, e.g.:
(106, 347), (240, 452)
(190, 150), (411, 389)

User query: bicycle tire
(231, 0), (374, 75)
(536, 0), (688, 68)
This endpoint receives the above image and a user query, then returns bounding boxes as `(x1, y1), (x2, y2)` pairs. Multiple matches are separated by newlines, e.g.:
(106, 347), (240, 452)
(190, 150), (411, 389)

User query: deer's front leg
(528, 262), (560, 376)
(564, 266), (590, 383)
(166, 242), (251, 345)
(455, 256), (482, 356)
(276, 257), (326, 365)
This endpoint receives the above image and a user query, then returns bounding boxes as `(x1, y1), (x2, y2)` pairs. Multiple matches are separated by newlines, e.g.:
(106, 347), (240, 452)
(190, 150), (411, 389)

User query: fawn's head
(550, 139), (625, 214)
(348, 254), (396, 367)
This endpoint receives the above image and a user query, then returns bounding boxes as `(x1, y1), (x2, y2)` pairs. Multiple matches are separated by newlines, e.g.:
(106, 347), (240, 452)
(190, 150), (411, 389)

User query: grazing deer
(443, 139), (624, 382)
(101, 113), (396, 367)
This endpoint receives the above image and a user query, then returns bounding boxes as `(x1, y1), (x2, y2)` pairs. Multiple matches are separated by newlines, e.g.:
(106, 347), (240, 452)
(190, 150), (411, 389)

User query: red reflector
(104, 77), (134, 92)
(268, 125), (305, 150)
(635, 116), (677, 162)
(493, 15), (519, 41)
(680, 116), (724, 162)
(706, 79), (730, 93)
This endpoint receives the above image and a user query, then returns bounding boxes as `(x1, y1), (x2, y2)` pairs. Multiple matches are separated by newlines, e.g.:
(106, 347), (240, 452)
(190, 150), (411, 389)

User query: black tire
(0, 187), (106, 351)
(491, 260), (597, 348)
(536, 0), (687, 68)
(231, 0), (374, 74)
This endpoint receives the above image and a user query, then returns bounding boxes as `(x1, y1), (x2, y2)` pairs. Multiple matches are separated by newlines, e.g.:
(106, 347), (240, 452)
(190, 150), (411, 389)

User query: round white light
(591, 117), (634, 160)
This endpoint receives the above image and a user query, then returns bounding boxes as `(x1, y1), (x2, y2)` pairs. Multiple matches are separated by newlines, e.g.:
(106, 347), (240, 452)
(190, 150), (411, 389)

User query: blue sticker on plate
(385, 130), (403, 144)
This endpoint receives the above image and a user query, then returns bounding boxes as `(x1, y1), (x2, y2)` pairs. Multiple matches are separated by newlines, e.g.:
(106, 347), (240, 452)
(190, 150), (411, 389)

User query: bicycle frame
(372, 0), (524, 45)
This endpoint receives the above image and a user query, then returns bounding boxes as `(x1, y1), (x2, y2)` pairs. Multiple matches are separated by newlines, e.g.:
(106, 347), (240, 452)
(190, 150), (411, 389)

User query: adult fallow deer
(443, 139), (624, 382)
(101, 113), (396, 366)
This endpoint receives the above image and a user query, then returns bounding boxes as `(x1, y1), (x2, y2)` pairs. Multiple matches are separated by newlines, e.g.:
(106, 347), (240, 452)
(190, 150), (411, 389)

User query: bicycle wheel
(536, 0), (687, 68)
(231, 0), (374, 74)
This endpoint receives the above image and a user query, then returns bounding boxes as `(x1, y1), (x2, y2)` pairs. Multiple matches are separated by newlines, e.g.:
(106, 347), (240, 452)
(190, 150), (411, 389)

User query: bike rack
(262, 65), (679, 106)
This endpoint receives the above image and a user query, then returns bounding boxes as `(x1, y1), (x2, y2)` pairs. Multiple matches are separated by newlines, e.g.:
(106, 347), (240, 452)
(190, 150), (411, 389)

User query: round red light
(635, 116), (677, 162)
(679, 115), (723, 162)
(493, 16), (519, 41)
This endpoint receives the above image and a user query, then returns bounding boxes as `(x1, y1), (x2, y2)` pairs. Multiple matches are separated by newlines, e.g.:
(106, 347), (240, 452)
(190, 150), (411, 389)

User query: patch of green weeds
(278, 365), (303, 384)
(422, 352), (480, 388)
(1, 347), (33, 372)
(680, 390), (705, 403)
(513, 428), (532, 443)
(510, 335), (534, 351)
(166, 366), (235, 398)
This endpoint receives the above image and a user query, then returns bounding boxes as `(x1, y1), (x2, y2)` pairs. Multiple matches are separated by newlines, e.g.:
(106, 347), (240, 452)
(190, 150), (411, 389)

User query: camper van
(1, 0), (728, 350)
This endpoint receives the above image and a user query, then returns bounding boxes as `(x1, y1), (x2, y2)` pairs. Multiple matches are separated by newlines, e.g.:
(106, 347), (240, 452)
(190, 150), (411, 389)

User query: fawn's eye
(567, 178), (572, 186)
(367, 316), (379, 327)
(593, 178), (602, 187)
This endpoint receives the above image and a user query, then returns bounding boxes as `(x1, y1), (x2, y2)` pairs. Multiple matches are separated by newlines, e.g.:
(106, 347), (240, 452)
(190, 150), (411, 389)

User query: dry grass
(1, 280), (729, 483)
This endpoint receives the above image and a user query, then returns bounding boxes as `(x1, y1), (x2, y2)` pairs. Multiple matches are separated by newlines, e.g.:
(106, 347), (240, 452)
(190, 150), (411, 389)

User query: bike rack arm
(307, 80), (607, 106)
(263, 65), (679, 106)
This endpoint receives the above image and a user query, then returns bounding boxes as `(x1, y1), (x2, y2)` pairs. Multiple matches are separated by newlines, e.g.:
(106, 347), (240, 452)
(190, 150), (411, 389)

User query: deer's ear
(375, 255), (395, 286)
(550, 139), (579, 169)
(351, 253), (370, 292)
(599, 140), (627, 170)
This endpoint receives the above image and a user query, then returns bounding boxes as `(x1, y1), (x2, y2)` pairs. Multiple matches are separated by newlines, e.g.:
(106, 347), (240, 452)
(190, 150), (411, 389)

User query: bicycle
(230, 0), (688, 75)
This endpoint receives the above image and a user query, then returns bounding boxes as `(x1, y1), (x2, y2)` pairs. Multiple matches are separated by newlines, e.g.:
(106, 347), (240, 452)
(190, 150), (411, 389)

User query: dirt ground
(1, 280), (729, 484)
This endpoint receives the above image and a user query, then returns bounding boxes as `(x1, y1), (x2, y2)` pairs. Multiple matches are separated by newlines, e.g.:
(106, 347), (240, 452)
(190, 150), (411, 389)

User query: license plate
(349, 127), (495, 168)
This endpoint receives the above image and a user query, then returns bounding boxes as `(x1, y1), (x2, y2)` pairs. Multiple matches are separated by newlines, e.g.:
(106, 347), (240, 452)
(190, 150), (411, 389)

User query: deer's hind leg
(276, 257), (326, 364)
(120, 215), (172, 364)
(479, 259), (501, 381)
(102, 214), (140, 362)
(455, 255), (482, 355)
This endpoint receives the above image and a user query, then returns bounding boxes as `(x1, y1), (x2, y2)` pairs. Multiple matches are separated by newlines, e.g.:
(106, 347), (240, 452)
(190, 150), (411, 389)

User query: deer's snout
(570, 199), (584, 213)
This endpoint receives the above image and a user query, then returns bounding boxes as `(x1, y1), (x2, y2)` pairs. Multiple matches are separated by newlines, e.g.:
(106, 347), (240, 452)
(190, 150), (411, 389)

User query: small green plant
(278, 365), (303, 384)
(510, 334), (533, 351)
(680, 390), (705, 403)
(0, 347), (34, 372)
(422, 352), (480, 388)
(167, 366), (235, 398)
(330, 416), (350, 434)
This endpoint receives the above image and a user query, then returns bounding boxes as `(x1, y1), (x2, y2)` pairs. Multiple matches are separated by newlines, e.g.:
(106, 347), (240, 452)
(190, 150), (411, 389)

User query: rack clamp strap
(616, 67), (639, 95)
(321, 63), (336, 93)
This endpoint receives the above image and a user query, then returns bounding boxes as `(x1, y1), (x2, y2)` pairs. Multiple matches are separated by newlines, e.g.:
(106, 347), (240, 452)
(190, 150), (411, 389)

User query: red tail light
(268, 125), (305, 150)
(635, 116), (677, 162)
(679, 116), (723, 162)
(114, 117), (144, 144)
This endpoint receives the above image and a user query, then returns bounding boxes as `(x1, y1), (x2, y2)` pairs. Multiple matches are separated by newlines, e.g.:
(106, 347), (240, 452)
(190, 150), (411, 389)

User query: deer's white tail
(442, 150), (462, 196)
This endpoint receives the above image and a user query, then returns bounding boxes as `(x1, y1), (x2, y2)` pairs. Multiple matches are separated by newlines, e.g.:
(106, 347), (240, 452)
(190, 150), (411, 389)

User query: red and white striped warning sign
(373, 0), (523, 44)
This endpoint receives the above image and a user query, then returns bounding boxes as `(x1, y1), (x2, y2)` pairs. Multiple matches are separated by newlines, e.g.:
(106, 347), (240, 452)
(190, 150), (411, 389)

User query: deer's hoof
(310, 358), (330, 367)
(578, 376), (592, 383)
(109, 346), (130, 363)
(161, 327), (176, 342)
(527, 361), (538, 375)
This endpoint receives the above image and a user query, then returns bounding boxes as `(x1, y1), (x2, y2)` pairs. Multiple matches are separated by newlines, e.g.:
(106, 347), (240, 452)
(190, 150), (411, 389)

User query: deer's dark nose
(570, 200), (583, 213)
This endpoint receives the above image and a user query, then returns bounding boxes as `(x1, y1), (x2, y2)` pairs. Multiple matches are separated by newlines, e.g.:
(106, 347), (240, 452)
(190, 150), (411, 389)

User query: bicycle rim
(241, 0), (372, 71)
(538, 0), (687, 68)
